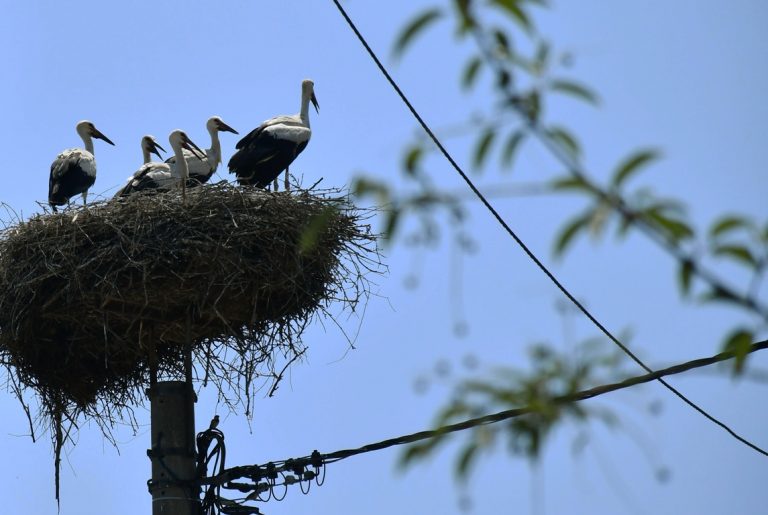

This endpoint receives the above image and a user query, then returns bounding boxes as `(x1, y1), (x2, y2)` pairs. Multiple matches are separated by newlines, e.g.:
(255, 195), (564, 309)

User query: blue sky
(1, 1), (767, 514)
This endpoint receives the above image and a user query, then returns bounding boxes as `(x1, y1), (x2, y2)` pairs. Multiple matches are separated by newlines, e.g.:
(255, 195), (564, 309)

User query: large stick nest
(0, 183), (380, 424)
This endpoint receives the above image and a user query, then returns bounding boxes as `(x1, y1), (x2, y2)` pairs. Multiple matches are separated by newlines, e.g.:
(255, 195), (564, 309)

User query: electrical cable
(202, 339), (768, 493)
(328, 0), (768, 457)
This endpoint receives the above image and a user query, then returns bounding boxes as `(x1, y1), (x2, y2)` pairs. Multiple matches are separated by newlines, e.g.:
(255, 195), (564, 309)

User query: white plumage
(49, 120), (114, 211)
(166, 116), (238, 187)
(114, 135), (179, 197)
(228, 79), (319, 191)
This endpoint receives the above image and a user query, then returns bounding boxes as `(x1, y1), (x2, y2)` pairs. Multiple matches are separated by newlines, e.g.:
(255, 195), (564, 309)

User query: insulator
(265, 462), (278, 480)
(310, 450), (323, 469)
(303, 470), (316, 481)
(284, 474), (298, 485)
(257, 482), (271, 493)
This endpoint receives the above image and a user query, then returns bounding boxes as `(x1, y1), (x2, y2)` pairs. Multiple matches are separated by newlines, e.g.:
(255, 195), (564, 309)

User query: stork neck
(141, 147), (151, 164)
(82, 134), (95, 155)
(174, 146), (190, 179)
(207, 127), (221, 166)
(300, 92), (311, 127)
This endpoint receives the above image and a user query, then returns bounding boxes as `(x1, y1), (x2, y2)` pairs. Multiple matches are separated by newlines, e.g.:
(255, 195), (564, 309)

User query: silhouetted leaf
(383, 208), (402, 241)
(723, 329), (754, 374)
(490, 0), (533, 33)
(455, 442), (479, 479)
(462, 56), (483, 90)
(454, 0), (475, 33)
(392, 8), (443, 59)
(403, 145), (424, 176)
(549, 79), (598, 105)
(550, 175), (591, 193)
(644, 209), (693, 241)
(554, 212), (591, 257)
(473, 128), (497, 170)
(709, 215), (752, 239)
(713, 244), (757, 267)
(500, 130), (526, 169)
(546, 126), (580, 158)
(352, 177), (390, 205)
(492, 27), (511, 57)
(611, 149), (660, 188)
(678, 259), (694, 296)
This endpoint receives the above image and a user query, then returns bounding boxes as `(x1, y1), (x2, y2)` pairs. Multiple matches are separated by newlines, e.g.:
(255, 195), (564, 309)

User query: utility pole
(147, 380), (198, 514)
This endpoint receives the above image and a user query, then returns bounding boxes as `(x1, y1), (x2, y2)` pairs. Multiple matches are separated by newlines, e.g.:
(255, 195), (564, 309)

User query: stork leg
(82, 191), (88, 207)
(273, 177), (279, 192)
(181, 179), (187, 203)
(284, 166), (290, 192)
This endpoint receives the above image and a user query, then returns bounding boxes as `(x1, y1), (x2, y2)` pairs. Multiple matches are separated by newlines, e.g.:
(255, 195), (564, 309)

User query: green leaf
(723, 329), (754, 374)
(455, 442), (479, 480)
(403, 145), (424, 176)
(299, 207), (338, 254)
(461, 56), (483, 90)
(611, 149), (660, 188)
(712, 244), (757, 267)
(491, 28), (511, 57)
(352, 177), (390, 205)
(554, 212), (591, 257)
(500, 130), (526, 169)
(392, 8), (443, 59)
(454, 0), (475, 33)
(709, 215), (752, 239)
(546, 126), (580, 158)
(678, 259), (694, 296)
(549, 79), (599, 105)
(644, 209), (694, 241)
(473, 128), (497, 170)
(383, 208), (402, 241)
(490, 0), (533, 33)
(550, 175), (591, 193)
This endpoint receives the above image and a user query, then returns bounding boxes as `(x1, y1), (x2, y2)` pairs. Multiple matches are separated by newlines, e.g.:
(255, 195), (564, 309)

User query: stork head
(206, 116), (239, 135)
(169, 129), (206, 161)
(141, 135), (166, 160)
(76, 120), (115, 146)
(302, 79), (320, 114)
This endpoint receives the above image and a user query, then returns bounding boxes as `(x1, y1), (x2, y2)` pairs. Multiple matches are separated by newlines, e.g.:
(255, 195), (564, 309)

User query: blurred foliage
(350, 0), (767, 489)
(400, 337), (635, 481)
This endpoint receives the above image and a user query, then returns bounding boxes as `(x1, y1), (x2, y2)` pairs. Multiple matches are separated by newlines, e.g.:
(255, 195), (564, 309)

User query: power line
(328, 0), (768, 457)
(204, 339), (768, 492)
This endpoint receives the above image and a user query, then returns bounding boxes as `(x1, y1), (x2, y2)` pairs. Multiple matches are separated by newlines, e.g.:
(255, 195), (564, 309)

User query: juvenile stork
(114, 135), (178, 197)
(168, 129), (206, 201)
(48, 120), (114, 211)
(166, 116), (238, 188)
(228, 79), (319, 191)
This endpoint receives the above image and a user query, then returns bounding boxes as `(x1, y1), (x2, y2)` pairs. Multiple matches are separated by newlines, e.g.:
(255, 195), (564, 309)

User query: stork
(166, 116), (238, 188)
(114, 135), (179, 197)
(168, 129), (206, 202)
(228, 79), (319, 191)
(48, 120), (114, 211)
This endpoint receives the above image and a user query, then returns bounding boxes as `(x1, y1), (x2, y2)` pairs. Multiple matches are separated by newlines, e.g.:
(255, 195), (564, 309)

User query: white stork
(168, 129), (206, 201)
(228, 79), (319, 191)
(114, 135), (180, 198)
(48, 120), (114, 211)
(166, 116), (238, 188)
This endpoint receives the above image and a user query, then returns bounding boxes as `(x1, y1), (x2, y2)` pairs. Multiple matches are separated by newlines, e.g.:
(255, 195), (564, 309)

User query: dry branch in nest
(0, 183), (381, 434)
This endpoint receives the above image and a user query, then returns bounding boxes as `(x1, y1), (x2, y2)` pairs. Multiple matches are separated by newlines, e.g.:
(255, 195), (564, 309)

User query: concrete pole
(147, 381), (199, 515)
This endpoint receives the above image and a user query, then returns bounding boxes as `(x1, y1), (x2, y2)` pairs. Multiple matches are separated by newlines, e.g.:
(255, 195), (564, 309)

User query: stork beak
(92, 127), (115, 146)
(182, 136), (206, 161)
(310, 92), (320, 114)
(217, 120), (239, 135)
(150, 140), (166, 159)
